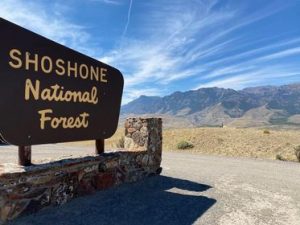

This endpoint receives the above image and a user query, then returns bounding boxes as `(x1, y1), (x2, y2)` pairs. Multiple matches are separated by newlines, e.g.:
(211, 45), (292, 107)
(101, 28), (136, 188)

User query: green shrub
(177, 141), (194, 150)
(275, 154), (285, 161)
(263, 130), (270, 134)
(115, 136), (125, 148)
(294, 145), (300, 162)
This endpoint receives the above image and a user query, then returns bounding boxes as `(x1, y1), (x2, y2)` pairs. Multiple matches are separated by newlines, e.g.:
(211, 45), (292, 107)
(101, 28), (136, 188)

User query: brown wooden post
(95, 139), (104, 154)
(18, 146), (32, 166)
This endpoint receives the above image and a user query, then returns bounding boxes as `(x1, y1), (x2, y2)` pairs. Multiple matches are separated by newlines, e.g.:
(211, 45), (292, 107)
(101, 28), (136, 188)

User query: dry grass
(64, 127), (300, 162)
(163, 127), (300, 161)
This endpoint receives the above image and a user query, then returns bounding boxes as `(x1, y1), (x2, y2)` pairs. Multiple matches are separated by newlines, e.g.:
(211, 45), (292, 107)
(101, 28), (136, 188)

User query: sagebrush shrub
(177, 141), (194, 150)
(275, 154), (285, 161)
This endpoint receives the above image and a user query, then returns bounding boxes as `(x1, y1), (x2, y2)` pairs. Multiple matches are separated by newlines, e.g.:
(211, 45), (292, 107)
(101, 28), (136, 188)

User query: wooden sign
(0, 18), (124, 146)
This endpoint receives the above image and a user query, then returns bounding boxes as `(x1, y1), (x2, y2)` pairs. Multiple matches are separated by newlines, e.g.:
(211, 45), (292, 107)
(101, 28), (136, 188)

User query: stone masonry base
(0, 118), (162, 224)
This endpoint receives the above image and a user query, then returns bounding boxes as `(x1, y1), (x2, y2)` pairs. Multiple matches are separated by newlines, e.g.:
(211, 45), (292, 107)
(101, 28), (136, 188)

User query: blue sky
(1, 0), (300, 104)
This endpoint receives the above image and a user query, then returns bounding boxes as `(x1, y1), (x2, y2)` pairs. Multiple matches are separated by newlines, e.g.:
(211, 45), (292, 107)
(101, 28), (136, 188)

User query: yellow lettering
(80, 112), (89, 128)
(25, 79), (40, 100)
(38, 109), (53, 130)
(91, 87), (98, 104)
(7, 49), (110, 85)
(41, 88), (53, 101)
(37, 109), (90, 129)
(25, 79), (98, 104)
(90, 66), (99, 81)
(55, 59), (65, 76)
(51, 117), (62, 129)
(50, 84), (60, 101)
(41, 56), (53, 74)
(25, 52), (38, 72)
(64, 91), (73, 102)
(65, 117), (75, 128)
(79, 64), (89, 79)
(100, 68), (108, 83)
(9, 49), (22, 69)
(67, 61), (77, 77)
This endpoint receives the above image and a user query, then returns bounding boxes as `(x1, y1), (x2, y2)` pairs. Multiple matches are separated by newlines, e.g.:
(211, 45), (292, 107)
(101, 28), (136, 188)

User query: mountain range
(121, 83), (300, 128)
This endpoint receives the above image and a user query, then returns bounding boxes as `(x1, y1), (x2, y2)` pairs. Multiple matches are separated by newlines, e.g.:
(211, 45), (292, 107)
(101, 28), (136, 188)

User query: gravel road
(2, 147), (300, 225)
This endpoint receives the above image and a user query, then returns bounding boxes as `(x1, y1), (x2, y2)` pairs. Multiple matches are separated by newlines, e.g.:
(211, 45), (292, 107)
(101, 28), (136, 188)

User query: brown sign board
(0, 18), (124, 146)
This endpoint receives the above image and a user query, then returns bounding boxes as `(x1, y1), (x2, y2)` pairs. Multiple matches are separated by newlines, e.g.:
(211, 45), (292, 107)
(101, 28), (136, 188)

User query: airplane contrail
(122, 0), (133, 39)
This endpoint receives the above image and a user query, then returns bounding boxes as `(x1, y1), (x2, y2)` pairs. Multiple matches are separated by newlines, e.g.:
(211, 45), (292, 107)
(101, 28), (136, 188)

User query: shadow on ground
(9, 175), (216, 225)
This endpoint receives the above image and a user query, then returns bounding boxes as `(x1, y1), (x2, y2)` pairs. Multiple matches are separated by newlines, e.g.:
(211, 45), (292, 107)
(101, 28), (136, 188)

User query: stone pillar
(124, 118), (162, 152)
(124, 118), (162, 169)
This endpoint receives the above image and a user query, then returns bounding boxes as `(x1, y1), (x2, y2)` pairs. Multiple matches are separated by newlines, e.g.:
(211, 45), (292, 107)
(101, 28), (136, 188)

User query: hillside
(121, 83), (300, 128)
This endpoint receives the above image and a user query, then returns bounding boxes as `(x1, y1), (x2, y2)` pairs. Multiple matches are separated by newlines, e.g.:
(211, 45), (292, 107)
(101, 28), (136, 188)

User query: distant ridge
(121, 83), (300, 128)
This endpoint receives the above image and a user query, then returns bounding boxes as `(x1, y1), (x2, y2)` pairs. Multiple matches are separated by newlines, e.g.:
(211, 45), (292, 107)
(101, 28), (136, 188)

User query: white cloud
(197, 75), (256, 90)
(201, 65), (256, 80)
(123, 87), (165, 105)
(99, 2), (239, 101)
(89, 0), (123, 5)
(99, 0), (298, 104)
(255, 47), (300, 62)
(196, 67), (300, 90)
(3, 0), (298, 104)
(0, 0), (97, 56)
(206, 38), (300, 67)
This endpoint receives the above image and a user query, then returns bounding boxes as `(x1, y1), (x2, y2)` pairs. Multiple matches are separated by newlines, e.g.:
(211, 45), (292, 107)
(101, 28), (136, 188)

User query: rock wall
(0, 118), (162, 224)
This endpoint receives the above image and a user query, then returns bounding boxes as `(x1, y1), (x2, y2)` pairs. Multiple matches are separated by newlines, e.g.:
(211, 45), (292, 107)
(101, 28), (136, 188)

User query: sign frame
(0, 18), (124, 147)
